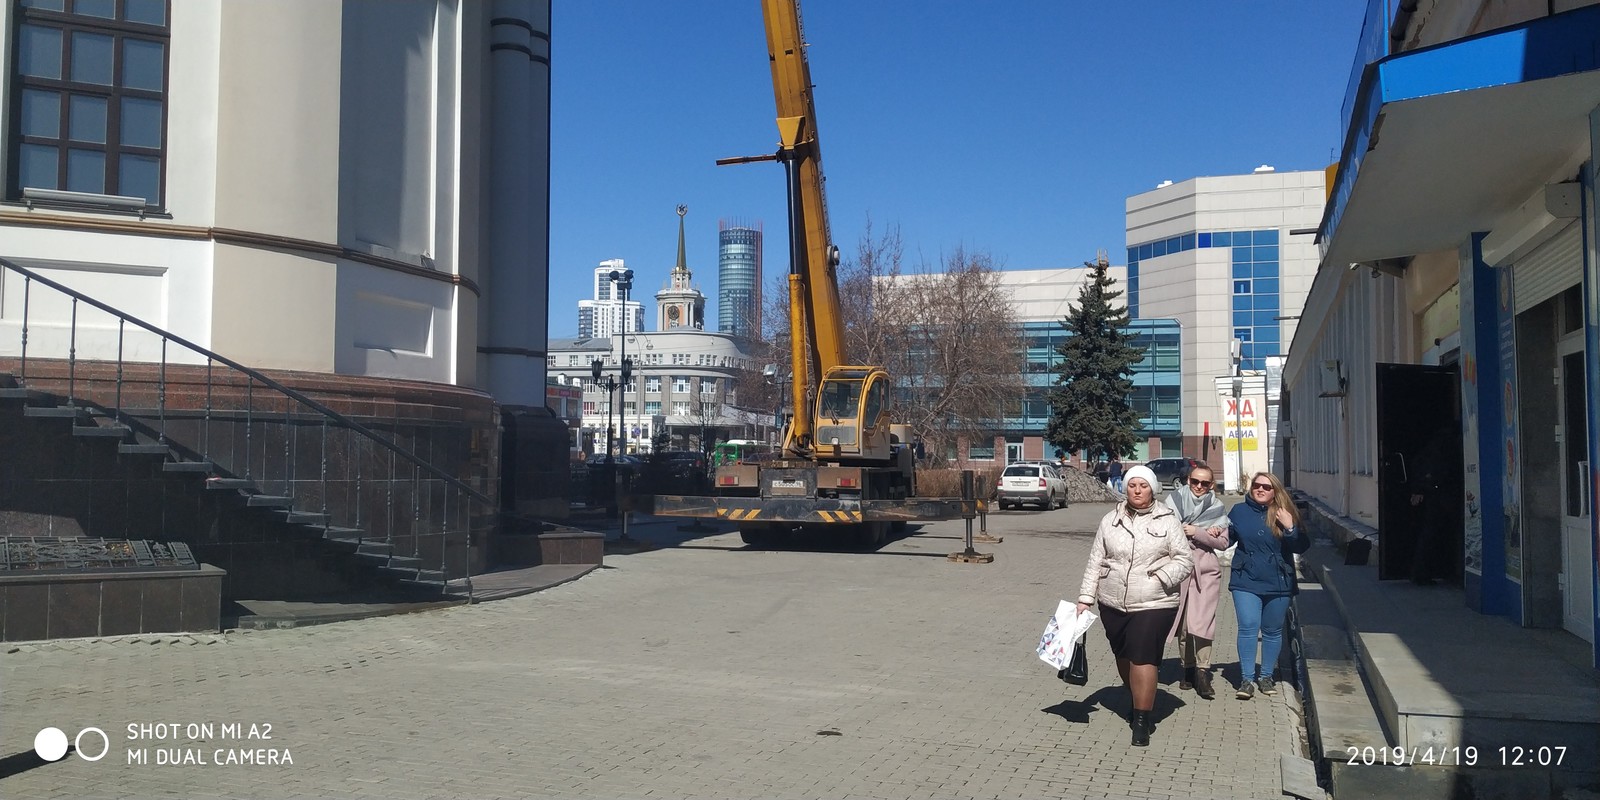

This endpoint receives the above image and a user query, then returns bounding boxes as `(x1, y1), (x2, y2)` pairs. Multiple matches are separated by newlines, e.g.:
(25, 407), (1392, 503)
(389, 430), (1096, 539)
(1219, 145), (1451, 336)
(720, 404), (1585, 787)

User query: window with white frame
(672, 353), (689, 365)
(645, 401), (661, 414)
(645, 377), (661, 393)
(699, 379), (716, 396)
(672, 376), (690, 393)
(672, 402), (689, 416)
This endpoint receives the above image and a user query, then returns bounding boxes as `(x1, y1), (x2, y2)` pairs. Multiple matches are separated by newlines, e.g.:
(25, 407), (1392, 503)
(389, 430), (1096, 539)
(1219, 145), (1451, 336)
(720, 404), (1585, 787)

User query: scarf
(1165, 486), (1227, 529)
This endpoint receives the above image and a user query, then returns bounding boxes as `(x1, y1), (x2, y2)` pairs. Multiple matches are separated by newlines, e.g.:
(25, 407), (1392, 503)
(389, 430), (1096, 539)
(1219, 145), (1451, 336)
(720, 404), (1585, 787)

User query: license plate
(771, 479), (804, 489)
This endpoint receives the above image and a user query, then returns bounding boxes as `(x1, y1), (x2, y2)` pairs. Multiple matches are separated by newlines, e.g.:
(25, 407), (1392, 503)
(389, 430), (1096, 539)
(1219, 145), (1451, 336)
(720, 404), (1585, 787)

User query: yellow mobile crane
(650, 0), (972, 547)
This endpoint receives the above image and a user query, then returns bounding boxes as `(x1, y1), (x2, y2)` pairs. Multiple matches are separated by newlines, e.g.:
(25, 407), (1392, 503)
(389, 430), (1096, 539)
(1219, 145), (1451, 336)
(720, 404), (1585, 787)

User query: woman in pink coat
(1163, 462), (1229, 700)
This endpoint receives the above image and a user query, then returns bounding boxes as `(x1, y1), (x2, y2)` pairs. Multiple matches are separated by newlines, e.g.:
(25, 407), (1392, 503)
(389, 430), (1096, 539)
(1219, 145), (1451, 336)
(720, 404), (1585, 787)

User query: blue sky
(549, 1), (1368, 337)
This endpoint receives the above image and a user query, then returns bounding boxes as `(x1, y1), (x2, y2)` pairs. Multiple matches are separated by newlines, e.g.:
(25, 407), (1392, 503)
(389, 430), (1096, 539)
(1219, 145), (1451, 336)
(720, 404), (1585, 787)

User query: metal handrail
(0, 256), (493, 507)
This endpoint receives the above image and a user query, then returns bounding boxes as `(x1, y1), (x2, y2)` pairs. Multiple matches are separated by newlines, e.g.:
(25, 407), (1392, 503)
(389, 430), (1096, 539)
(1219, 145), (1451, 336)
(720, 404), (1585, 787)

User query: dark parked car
(1144, 456), (1203, 491)
(586, 453), (643, 472)
(652, 451), (711, 493)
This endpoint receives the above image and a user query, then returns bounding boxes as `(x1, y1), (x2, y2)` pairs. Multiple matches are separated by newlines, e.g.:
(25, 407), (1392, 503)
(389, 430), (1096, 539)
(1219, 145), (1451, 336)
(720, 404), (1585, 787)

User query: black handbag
(1057, 635), (1089, 685)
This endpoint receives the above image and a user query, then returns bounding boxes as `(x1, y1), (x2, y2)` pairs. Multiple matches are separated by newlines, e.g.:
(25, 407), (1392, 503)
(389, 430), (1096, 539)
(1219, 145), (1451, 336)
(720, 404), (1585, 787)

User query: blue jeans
(1232, 590), (1291, 682)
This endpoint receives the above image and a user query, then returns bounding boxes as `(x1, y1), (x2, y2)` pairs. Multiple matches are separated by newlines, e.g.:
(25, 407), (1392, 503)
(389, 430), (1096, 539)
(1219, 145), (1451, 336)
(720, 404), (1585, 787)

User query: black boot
(1130, 710), (1151, 747)
(1194, 668), (1215, 700)
(1179, 666), (1194, 690)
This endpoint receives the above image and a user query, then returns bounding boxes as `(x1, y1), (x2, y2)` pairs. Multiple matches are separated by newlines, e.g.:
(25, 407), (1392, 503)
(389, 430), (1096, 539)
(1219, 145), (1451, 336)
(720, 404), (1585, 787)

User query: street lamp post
(762, 363), (790, 449)
(591, 356), (633, 518)
(610, 268), (634, 454)
(591, 358), (619, 461)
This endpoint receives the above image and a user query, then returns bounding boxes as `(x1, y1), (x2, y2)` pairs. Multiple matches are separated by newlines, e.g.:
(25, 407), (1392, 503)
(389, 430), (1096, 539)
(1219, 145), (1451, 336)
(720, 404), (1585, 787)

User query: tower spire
(656, 204), (705, 330)
(674, 204), (689, 277)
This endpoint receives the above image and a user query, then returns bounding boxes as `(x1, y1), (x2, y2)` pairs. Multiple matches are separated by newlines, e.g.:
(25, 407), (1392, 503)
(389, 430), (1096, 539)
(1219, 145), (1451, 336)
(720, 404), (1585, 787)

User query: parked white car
(996, 462), (1068, 510)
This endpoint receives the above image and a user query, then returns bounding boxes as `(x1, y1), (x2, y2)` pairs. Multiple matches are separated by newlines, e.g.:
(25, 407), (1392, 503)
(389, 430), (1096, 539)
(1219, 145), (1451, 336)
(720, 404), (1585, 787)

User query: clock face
(667, 306), (680, 324)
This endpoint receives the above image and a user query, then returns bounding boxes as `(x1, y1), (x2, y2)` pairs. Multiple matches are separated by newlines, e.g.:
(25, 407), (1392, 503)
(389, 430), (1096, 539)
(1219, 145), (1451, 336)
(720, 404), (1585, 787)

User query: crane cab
(813, 367), (892, 463)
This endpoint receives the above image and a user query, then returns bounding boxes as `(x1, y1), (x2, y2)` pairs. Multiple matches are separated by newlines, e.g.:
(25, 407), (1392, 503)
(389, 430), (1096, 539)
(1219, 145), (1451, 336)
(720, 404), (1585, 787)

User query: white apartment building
(577, 260), (645, 339)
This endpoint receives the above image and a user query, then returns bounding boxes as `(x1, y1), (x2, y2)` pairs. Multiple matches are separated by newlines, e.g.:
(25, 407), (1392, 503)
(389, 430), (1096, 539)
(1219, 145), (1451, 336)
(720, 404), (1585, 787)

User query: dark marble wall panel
(180, 575), (220, 631)
(4, 584), (48, 641)
(46, 582), (100, 639)
(101, 580), (143, 635)
(140, 580), (181, 633)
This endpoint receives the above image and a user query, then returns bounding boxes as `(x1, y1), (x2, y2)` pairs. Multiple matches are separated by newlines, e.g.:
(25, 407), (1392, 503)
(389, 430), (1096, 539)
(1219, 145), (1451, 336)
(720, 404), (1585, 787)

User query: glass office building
(717, 222), (762, 340)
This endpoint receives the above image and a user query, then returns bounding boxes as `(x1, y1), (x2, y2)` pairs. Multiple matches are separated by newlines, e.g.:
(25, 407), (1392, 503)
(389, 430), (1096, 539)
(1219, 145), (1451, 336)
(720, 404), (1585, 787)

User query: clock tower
(655, 205), (707, 331)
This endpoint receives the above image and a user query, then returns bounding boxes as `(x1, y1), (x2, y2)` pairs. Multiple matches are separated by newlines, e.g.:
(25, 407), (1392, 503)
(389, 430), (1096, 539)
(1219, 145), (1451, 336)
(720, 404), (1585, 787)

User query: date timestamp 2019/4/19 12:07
(1345, 746), (1568, 767)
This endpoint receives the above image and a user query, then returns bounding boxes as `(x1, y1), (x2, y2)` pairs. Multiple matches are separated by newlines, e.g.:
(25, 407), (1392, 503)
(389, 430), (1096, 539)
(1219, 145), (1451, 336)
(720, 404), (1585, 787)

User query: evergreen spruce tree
(1045, 255), (1146, 461)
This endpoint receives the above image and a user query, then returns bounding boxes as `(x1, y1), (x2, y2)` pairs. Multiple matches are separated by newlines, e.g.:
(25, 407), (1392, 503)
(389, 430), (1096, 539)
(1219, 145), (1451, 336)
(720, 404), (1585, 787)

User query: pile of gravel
(1060, 467), (1121, 503)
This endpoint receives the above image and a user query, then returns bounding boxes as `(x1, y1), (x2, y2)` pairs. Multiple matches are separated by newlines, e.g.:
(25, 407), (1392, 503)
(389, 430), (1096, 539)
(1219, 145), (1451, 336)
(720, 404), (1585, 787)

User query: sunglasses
(1250, 482), (1276, 492)
(1187, 478), (1214, 489)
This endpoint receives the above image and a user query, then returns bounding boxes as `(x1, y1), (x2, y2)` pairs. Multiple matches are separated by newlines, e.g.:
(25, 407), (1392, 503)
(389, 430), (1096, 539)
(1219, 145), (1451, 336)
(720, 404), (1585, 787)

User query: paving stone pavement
(1, 503), (1305, 799)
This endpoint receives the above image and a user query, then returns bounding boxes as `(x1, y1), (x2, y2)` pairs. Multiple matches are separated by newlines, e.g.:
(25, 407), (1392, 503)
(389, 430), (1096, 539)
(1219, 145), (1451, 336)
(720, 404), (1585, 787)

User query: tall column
(483, 0), (551, 407)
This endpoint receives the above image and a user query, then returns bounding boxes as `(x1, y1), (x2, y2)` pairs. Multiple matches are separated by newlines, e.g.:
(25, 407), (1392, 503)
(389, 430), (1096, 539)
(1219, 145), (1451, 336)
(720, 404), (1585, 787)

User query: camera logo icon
(34, 727), (109, 762)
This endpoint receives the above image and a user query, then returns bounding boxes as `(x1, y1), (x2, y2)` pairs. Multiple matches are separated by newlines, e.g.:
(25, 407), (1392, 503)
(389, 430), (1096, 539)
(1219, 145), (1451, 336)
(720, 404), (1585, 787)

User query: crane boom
(761, 0), (847, 455)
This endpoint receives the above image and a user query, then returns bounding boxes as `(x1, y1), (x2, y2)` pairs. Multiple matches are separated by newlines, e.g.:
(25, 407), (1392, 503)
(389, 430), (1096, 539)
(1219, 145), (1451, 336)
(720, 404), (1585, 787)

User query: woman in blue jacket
(1226, 471), (1309, 699)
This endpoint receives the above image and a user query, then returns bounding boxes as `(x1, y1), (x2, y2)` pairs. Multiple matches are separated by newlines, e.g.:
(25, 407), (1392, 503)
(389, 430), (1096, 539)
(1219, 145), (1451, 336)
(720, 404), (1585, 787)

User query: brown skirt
(1098, 604), (1178, 665)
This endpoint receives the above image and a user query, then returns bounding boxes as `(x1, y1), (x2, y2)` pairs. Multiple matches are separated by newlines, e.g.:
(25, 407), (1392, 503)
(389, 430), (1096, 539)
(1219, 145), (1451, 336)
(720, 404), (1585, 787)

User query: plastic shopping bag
(1037, 600), (1096, 670)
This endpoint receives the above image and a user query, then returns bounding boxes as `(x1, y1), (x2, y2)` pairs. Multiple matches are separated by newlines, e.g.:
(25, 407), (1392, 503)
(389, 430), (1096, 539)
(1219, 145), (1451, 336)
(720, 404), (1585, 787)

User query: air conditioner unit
(1318, 359), (1346, 398)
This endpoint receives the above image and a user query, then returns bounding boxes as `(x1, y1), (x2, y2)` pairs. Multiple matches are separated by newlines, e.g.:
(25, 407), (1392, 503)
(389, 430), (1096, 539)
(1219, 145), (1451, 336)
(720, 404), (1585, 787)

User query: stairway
(0, 258), (502, 603)
(0, 370), (470, 596)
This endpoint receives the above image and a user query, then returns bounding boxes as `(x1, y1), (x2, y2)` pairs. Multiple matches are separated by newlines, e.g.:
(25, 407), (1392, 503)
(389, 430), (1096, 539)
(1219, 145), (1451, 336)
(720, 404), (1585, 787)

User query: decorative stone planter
(1, 566), (226, 641)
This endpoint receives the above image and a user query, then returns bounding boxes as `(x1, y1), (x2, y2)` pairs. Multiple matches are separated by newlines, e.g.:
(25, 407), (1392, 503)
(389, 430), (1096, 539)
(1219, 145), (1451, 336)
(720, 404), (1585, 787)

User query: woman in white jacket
(1076, 465), (1193, 747)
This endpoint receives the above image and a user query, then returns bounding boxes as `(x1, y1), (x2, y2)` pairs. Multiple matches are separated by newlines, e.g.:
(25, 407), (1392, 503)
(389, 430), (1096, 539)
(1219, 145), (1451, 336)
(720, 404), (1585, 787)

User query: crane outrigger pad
(648, 494), (977, 524)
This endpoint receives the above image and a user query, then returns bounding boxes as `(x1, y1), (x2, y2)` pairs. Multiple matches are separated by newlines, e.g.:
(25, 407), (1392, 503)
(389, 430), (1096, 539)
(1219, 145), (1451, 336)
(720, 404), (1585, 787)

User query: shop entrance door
(1558, 340), (1594, 641)
(1376, 363), (1461, 581)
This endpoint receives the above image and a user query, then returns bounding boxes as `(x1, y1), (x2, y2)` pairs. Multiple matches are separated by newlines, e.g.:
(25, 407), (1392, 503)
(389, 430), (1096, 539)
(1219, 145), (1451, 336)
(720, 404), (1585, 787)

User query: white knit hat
(1122, 465), (1158, 491)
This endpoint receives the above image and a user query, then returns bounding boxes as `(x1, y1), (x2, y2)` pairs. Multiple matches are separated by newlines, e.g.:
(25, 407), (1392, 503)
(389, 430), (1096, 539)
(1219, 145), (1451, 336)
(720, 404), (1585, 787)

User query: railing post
(114, 320), (125, 422)
(386, 446), (396, 555)
(18, 276), (29, 382)
(320, 417), (329, 532)
(441, 485), (451, 595)
(412, 462), (421, 560)
(203, 358), (213, 460)
(354, 437), (363, 534)
(285, 401), (293, 494)
(67, 298), (78, 407)
(244, 377), (253, 480)
(157, 338), (168, 444)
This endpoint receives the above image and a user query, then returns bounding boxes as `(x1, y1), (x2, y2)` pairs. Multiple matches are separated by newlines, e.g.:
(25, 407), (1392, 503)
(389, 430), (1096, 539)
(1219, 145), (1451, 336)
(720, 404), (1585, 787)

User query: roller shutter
(1513, 221), (1582, 315)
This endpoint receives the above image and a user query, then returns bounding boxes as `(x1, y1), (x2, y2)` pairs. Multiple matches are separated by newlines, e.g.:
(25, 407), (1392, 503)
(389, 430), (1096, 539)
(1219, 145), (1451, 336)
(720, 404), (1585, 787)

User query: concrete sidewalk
(1298, 542), (1599, 798)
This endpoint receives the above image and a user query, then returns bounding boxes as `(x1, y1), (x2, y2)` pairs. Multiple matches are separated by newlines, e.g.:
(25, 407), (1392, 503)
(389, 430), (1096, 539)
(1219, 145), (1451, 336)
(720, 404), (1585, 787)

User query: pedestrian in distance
(1226, 471), (1310, 700)
(1076, 465), (1193, 747)
(1163, 462), (1229, 700)
(1107, 456), (1124, 492)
